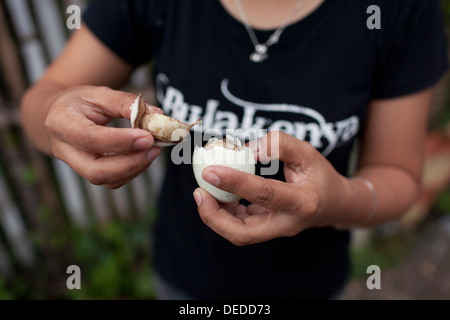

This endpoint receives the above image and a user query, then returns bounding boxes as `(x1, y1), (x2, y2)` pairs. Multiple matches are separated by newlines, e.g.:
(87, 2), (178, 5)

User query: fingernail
(203, 170), (220, 187)
(147, 148), (161, 162)
(193, 190), (202, 206)
(134, 137), (152, 151)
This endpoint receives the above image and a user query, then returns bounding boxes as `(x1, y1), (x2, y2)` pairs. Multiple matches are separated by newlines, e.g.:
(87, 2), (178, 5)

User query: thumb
(80, 86), (163, 119)
(248, 130), (317, 167)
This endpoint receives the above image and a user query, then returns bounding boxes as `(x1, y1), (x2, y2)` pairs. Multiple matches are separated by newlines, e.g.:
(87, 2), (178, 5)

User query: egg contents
(130, 94), (201, 146)
(192, 135), (256, 203)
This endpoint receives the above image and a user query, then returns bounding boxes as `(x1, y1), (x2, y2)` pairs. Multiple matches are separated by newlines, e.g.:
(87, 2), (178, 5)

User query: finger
(80, 86), (163, 119)
(86, 148), (161, 188)
(48, 109), (157, 155)
(53, 140), (161, 187)
(47, 89), (161, 154)
(247, 203), (276, 216)
(102, 148), (161, 189)
(194, 188), (280, 246)
(248, 130), (317, 166)
(202, 166), (301, 211)
(232, 204), (251, 220)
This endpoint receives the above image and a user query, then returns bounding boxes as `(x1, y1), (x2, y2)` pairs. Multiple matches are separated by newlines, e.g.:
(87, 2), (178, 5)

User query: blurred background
(0, 0), (449, 300)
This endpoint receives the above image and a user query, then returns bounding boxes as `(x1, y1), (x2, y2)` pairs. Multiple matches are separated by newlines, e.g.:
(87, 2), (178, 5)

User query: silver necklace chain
(233, 0), (307, 63)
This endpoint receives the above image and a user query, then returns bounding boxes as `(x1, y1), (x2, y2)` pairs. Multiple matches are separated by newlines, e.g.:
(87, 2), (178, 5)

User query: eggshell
(192, 138), (256, 203)
(130, 95), (140, 128)
(130, 94), (201, 147)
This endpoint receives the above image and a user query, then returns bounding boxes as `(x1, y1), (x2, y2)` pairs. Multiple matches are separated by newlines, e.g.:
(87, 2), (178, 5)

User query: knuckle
(285, 223), (303, 238)
(80, 130), (98, 153)
(126, 159), (147, 179)
(51, 144), (63, 160)
(286, 229), (299, 238)
(115, 90), (136, 108)
(83, 167), (107, 186)
(301, 191), (320, 216)
(252, 183), (275, 206)
(105, 182), (123, 190)
(199, 211), (211, 226)
(299, 140), (317, 157)
(230, 233), (252, 247)
(231, 240), (245, 247)
(44, 116), (53, 132)
(45, 114), (60, 137)
(97, 86), (113, 94)
(48, 139), (68, 162)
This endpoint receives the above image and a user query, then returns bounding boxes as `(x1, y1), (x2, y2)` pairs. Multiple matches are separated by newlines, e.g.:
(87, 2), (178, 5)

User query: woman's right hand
(45, 85), (163, 189)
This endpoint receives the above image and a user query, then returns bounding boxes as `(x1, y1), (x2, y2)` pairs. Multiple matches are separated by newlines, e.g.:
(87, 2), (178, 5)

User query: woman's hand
(45, 86), (163, 189)
(193, 131), (349, 246)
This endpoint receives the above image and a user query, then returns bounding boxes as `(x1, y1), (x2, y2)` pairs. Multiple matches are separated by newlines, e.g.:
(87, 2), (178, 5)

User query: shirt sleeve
(82, 0), (157, 67)
(371, 0), (449, 99)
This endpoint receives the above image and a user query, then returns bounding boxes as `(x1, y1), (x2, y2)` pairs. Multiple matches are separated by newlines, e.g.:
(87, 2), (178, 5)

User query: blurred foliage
(435, 0), (450, 215)
(443, 0), (450, 24)
(349, 0), (450, 280)
(66, 217), (157, 300)
(433, 0), (450, 129)
(0, 214), (157, 300)
(350, 231), (414, 280)
(435, 189), (450, 215)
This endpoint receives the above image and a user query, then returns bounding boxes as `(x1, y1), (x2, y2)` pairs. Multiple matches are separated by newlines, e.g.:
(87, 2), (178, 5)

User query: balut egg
(130, 94), (201, 146)
(192, 135), (256, 203)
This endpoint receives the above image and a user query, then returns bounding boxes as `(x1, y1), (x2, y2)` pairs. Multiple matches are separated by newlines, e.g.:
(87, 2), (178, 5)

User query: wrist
(349, 177), (378, 226)
(333, 176), (378, 229)
(314, 173), (351, 228)
(314, 174), (378, 230)
(21, 82), (70, 155)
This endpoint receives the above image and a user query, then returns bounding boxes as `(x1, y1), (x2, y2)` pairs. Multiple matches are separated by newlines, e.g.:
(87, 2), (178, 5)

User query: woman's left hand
(193, 131), (347, 246)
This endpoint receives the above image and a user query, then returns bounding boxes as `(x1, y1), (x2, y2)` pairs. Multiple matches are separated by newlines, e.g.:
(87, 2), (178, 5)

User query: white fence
(0, 0), (165, 277)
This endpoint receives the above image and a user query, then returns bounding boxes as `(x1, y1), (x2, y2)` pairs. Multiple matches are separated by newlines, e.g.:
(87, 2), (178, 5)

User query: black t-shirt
(83, 0), (448, 299)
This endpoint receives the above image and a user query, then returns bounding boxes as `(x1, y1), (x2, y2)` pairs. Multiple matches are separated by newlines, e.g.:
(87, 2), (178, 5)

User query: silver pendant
(250, 52), (268, 63)
(250, 44), (268, 63)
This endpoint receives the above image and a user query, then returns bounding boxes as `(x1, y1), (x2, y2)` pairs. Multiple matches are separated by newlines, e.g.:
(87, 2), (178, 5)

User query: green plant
(66, 217), (157, 300)
(434, 188), (450, 215)
(443, 0), (450, 24)
(350, 231), (414, 280)
(0, 280), (14, 300)
(0, 213), (157, 300)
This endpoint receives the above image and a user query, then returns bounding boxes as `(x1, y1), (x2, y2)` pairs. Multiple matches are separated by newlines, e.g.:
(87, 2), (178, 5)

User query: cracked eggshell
(192, 137), (256, 203)
(130, 95), (141, 129)
(130, 94), (201, 147)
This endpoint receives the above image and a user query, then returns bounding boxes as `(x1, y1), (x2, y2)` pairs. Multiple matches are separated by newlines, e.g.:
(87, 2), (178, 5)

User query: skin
(221, 0), (326, 30)
(21, 27), (163, 189)
(21, 0), (434, 245)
